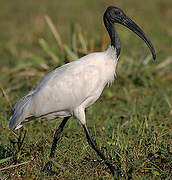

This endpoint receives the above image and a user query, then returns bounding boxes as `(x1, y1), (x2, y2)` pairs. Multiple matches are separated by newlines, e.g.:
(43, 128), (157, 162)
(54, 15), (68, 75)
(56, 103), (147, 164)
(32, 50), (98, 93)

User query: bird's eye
(115, 11), (122, 16)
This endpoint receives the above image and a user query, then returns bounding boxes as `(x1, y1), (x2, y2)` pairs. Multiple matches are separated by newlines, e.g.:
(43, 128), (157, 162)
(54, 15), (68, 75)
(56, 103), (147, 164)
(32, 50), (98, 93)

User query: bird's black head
(104, 6), (156, 60)
(105, 6), (126, 24)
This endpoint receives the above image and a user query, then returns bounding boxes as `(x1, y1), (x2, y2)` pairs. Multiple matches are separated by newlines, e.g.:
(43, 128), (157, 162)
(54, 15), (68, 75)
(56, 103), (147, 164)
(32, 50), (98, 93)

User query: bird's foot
(42, 161), (57, 176)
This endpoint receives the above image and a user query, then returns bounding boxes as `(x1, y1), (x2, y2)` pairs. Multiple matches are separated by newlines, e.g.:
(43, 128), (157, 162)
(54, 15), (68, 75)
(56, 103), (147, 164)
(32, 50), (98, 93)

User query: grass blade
(39, 38), (60, 63)
(44, 15), (64, 51)
(64, 45), (78, 60)
(0, 156), (12, 164)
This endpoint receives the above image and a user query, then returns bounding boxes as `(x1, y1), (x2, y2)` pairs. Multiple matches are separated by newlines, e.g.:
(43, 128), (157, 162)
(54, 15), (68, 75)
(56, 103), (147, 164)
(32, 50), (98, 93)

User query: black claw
(42, 161), (57, 176)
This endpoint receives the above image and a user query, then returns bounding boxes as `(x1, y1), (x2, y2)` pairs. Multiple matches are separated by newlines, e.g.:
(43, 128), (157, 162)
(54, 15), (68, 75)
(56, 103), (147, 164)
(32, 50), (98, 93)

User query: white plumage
(10, 46), (118, 130)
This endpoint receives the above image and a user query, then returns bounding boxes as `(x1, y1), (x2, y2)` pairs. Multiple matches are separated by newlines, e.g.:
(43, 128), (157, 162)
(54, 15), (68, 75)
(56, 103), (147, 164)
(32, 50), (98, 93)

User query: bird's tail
(9, 92), (33, 130)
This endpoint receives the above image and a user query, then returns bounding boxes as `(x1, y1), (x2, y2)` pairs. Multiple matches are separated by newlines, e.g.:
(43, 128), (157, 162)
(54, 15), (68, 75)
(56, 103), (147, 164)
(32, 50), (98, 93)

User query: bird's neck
(103, 16), (121, 58)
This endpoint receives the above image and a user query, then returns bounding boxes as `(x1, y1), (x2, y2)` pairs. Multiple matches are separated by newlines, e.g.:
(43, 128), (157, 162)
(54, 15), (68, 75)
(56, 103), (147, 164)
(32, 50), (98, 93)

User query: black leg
(83, 124), (115, 176)
(43, 117), (70, 174)
(50, 117), (70, 158)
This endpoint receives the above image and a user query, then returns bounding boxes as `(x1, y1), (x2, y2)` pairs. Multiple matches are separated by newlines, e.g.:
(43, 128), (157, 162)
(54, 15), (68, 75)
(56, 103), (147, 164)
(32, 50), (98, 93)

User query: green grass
(0, 0), (172, 179)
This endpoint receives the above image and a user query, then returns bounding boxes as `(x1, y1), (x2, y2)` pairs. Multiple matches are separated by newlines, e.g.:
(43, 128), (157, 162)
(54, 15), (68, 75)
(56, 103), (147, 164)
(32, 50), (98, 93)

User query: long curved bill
(122, 16), (156, 60)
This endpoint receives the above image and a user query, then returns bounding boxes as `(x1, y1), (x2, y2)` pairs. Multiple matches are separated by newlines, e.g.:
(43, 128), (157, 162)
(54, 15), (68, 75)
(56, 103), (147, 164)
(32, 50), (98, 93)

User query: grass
(0, 0), (172, 179)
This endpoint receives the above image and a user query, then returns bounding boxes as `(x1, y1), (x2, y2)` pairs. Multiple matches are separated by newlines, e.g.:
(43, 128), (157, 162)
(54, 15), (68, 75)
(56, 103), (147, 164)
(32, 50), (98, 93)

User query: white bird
(9, 6), (156, 176)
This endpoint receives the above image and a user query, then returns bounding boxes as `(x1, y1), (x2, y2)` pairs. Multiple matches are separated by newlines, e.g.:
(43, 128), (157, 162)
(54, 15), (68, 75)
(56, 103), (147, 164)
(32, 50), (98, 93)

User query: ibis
(9, 6), (156, 176)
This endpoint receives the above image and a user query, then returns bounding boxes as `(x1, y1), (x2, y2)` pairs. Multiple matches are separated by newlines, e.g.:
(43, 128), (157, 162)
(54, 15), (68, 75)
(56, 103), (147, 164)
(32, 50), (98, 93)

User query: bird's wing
(30, 60), (102, 116)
